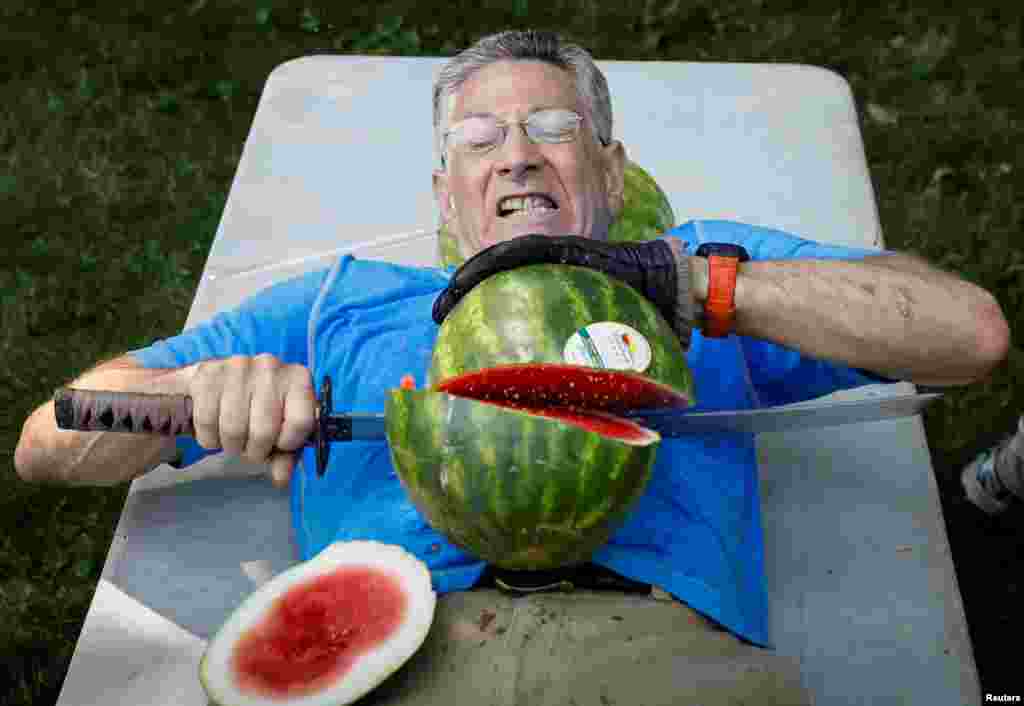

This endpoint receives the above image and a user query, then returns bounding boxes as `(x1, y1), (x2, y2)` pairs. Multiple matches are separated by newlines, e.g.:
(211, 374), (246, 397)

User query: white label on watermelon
(562, 322), (652, 373)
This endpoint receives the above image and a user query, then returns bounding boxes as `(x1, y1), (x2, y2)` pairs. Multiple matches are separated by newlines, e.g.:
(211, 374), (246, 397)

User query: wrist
(688, 255), (709, 303)
(656, 238), (701, 349)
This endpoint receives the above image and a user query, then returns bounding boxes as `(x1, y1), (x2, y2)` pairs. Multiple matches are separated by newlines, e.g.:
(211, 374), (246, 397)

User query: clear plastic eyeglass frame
(440, 109), (608, 167)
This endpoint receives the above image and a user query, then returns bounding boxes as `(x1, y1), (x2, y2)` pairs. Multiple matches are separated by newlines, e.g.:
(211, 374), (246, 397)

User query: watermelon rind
(199, 540), (436, 706)
(386, 389), (660, 571)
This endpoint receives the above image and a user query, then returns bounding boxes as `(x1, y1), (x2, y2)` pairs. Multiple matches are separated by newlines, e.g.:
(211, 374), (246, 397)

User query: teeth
(499, 195), (557, 215)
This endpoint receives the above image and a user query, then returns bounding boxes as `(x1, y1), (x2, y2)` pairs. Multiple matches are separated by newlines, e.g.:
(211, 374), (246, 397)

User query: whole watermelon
(436, 160), (676, 268)
(385, 264), (694, 570)
(386, 388), (661, 570)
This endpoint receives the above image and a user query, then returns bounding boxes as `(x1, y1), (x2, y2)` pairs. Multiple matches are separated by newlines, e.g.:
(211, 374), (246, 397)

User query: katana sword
(54, 376), (941, 477)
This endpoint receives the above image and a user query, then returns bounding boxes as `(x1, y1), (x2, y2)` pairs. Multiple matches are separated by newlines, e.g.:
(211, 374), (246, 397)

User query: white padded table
(58, 56), (979, 705)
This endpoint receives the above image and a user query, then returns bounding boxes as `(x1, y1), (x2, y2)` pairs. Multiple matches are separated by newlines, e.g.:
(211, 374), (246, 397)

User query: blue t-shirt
(129, 220), (894, 648)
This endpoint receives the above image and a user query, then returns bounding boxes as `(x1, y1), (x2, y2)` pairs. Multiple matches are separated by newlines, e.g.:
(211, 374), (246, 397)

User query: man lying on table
(15, 29), (1009, 705)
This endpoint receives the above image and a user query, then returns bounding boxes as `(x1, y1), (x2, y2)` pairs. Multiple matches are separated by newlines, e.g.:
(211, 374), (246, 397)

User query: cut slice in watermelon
(433, 363), (690, 414)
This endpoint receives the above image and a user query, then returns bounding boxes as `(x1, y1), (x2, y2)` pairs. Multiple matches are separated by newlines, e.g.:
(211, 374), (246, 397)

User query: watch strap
(695, 243), (749, 338)
(703, 255), (741, 337)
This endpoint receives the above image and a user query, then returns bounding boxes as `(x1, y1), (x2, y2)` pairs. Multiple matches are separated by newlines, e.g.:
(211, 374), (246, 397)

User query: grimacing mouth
(496, 192), (560, 217)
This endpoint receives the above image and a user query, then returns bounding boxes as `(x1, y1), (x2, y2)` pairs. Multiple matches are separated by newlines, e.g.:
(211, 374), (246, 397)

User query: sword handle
(54, 388), (196, 436)
(54, 377), (336, 476)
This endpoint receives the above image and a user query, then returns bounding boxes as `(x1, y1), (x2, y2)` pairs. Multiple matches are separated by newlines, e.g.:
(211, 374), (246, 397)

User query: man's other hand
(432, 234), (682, 336)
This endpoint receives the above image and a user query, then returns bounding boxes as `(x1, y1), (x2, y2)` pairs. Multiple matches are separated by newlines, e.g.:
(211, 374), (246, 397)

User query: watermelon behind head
(607, 160), (677, 244)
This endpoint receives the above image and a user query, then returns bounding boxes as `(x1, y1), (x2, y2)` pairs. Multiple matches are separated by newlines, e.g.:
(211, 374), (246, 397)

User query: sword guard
(315, 376), (332, 477)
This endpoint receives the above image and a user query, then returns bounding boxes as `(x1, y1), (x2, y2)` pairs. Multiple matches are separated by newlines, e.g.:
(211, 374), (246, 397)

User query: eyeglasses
(442, 109), (607, 164)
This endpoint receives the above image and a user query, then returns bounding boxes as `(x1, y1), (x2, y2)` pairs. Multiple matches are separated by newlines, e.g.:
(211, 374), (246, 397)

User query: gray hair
(433, 30), (612, 169)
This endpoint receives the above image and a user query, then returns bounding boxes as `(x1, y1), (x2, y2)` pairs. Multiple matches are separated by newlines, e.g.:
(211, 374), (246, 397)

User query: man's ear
(603, 140), (627, 218)
(432, 169), (455, 224)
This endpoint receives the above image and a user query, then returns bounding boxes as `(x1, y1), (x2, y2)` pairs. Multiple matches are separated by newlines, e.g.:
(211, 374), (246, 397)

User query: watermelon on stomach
(387, 263), (695, 570)
(387, 384), (662, 570)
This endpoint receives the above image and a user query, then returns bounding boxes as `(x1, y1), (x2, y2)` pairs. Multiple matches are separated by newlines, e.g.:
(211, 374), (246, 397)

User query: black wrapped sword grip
(54, 377), (337, 477)
(54, 388), (195, 436)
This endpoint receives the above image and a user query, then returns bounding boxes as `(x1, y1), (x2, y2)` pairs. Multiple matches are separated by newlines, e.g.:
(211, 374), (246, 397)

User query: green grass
(2, 1), (1022, 702)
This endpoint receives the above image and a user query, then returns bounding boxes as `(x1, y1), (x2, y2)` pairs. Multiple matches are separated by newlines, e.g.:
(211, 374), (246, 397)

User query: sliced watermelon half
(200, 541), (435, 706)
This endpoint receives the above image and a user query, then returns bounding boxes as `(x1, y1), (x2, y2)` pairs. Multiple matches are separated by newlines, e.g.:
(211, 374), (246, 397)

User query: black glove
(432, 234), (683, 337)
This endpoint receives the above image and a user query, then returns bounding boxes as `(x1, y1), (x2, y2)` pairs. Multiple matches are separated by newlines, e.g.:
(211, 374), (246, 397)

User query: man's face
(433, 60), (625, 259)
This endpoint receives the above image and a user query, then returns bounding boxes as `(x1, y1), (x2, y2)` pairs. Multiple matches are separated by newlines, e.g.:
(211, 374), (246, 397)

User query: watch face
(695, 243), (750, 262)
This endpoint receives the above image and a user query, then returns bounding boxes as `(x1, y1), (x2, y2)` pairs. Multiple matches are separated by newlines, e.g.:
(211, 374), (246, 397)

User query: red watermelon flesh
(466, 397), (656, 443)
(432, 362), (689, 434)
(231, 566), (407, 698)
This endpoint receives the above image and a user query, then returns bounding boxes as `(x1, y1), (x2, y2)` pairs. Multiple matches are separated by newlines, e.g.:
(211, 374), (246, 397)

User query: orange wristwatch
(694, 243), (750, 338)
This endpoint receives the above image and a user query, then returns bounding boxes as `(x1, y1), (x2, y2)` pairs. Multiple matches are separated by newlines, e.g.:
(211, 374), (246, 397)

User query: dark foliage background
(1, 1), (1021, 702)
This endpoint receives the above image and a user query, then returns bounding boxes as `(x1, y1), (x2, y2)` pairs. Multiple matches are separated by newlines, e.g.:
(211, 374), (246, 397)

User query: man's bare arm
(14, 355), (188, 486)
(15, 352), (318, 488)
(685, 251), (1010, 387)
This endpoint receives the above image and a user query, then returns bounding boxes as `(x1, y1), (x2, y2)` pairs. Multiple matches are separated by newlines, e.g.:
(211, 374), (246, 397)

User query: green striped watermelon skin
(606, 160), (676, 245)
(385, 389), (660, 570)
(428, 264), (695, 405)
